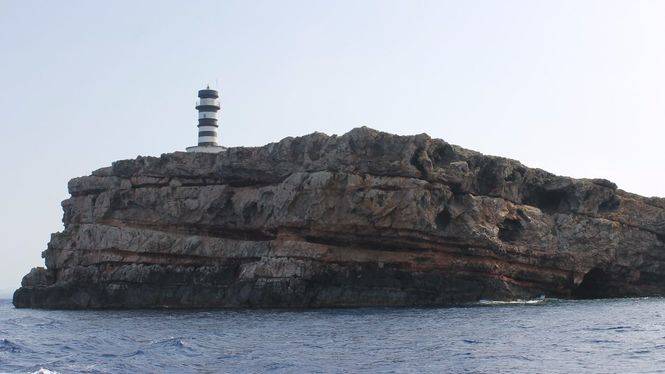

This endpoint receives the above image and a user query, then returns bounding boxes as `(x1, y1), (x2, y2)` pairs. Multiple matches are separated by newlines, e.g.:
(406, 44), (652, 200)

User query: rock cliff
(13, 127), (665, 308)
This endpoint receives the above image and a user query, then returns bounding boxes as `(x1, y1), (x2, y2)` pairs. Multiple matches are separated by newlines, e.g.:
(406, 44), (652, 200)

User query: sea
(1, 297), (665, 373)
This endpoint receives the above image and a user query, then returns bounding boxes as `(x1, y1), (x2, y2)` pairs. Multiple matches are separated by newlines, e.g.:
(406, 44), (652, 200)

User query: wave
(5, 316), (60, 328)
(0, 338), (23, 353)
(144, 337), (203, 358)
(585, 325), (635, 332)
(150, 337), (191, 349)
(126, 349), (145, 357)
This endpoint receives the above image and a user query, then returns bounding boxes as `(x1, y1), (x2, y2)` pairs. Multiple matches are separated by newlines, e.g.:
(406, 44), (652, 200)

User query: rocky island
(13, 128), (665, 309)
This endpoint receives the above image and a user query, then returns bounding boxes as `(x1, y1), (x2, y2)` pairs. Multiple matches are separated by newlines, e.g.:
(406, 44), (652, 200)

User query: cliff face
(13, 128), (665, 309)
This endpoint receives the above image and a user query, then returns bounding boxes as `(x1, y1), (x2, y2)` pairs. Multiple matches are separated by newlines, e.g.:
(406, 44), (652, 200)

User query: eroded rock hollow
(13, 128), (665, 308)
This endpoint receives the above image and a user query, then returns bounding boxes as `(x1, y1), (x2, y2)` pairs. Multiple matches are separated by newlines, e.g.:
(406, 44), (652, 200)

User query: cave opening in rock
(573, 267), (612, 299)
(435, 208), (453, 231)
(598, 195), (621, 212)
(524, 187), (568, 213)
(498, 218), (522, 242)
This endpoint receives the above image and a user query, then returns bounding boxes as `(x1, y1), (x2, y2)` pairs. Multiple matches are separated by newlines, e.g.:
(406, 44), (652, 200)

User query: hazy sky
(1, 1), (664, 292)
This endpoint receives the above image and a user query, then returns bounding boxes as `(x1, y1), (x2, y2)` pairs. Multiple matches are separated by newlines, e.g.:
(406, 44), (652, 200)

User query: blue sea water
(2, 298), (665, 373)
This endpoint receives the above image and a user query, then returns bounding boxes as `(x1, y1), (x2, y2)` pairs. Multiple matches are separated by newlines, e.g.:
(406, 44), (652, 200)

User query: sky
(1, 0), (664, 293)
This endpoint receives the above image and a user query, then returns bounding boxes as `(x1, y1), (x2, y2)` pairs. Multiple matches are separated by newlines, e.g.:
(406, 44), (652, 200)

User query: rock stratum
(13, 128), (665, 309)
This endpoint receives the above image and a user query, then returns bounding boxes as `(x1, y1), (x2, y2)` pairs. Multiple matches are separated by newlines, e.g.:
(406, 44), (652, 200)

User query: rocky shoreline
(13, 127), (665, 308)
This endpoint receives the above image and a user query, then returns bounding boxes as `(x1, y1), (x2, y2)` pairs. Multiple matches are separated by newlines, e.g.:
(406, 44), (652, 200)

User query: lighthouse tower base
(186, 145), (226, 153)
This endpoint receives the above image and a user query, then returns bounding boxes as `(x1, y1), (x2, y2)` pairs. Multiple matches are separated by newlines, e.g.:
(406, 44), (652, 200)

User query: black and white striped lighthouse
(186, 86), (225, 153)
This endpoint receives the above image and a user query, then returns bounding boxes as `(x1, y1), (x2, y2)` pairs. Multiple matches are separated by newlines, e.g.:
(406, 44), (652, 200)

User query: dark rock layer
(13, 127), (665, 308)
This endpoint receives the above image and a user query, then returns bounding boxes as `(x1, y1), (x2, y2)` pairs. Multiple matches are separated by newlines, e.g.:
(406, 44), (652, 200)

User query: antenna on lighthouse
(185, 86), (226, 153)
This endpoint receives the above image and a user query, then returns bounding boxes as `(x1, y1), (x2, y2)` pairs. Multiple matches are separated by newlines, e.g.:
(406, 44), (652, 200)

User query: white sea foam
(31, 369), (59, 374)
(477, 296), (547, 305)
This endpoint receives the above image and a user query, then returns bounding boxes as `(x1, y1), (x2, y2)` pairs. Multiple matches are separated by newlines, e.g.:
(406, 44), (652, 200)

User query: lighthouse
(186, 86), (225, 153)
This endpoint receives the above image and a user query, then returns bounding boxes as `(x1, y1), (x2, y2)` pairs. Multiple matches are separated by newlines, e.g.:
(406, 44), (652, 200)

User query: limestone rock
(13, 127), (665, 309)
